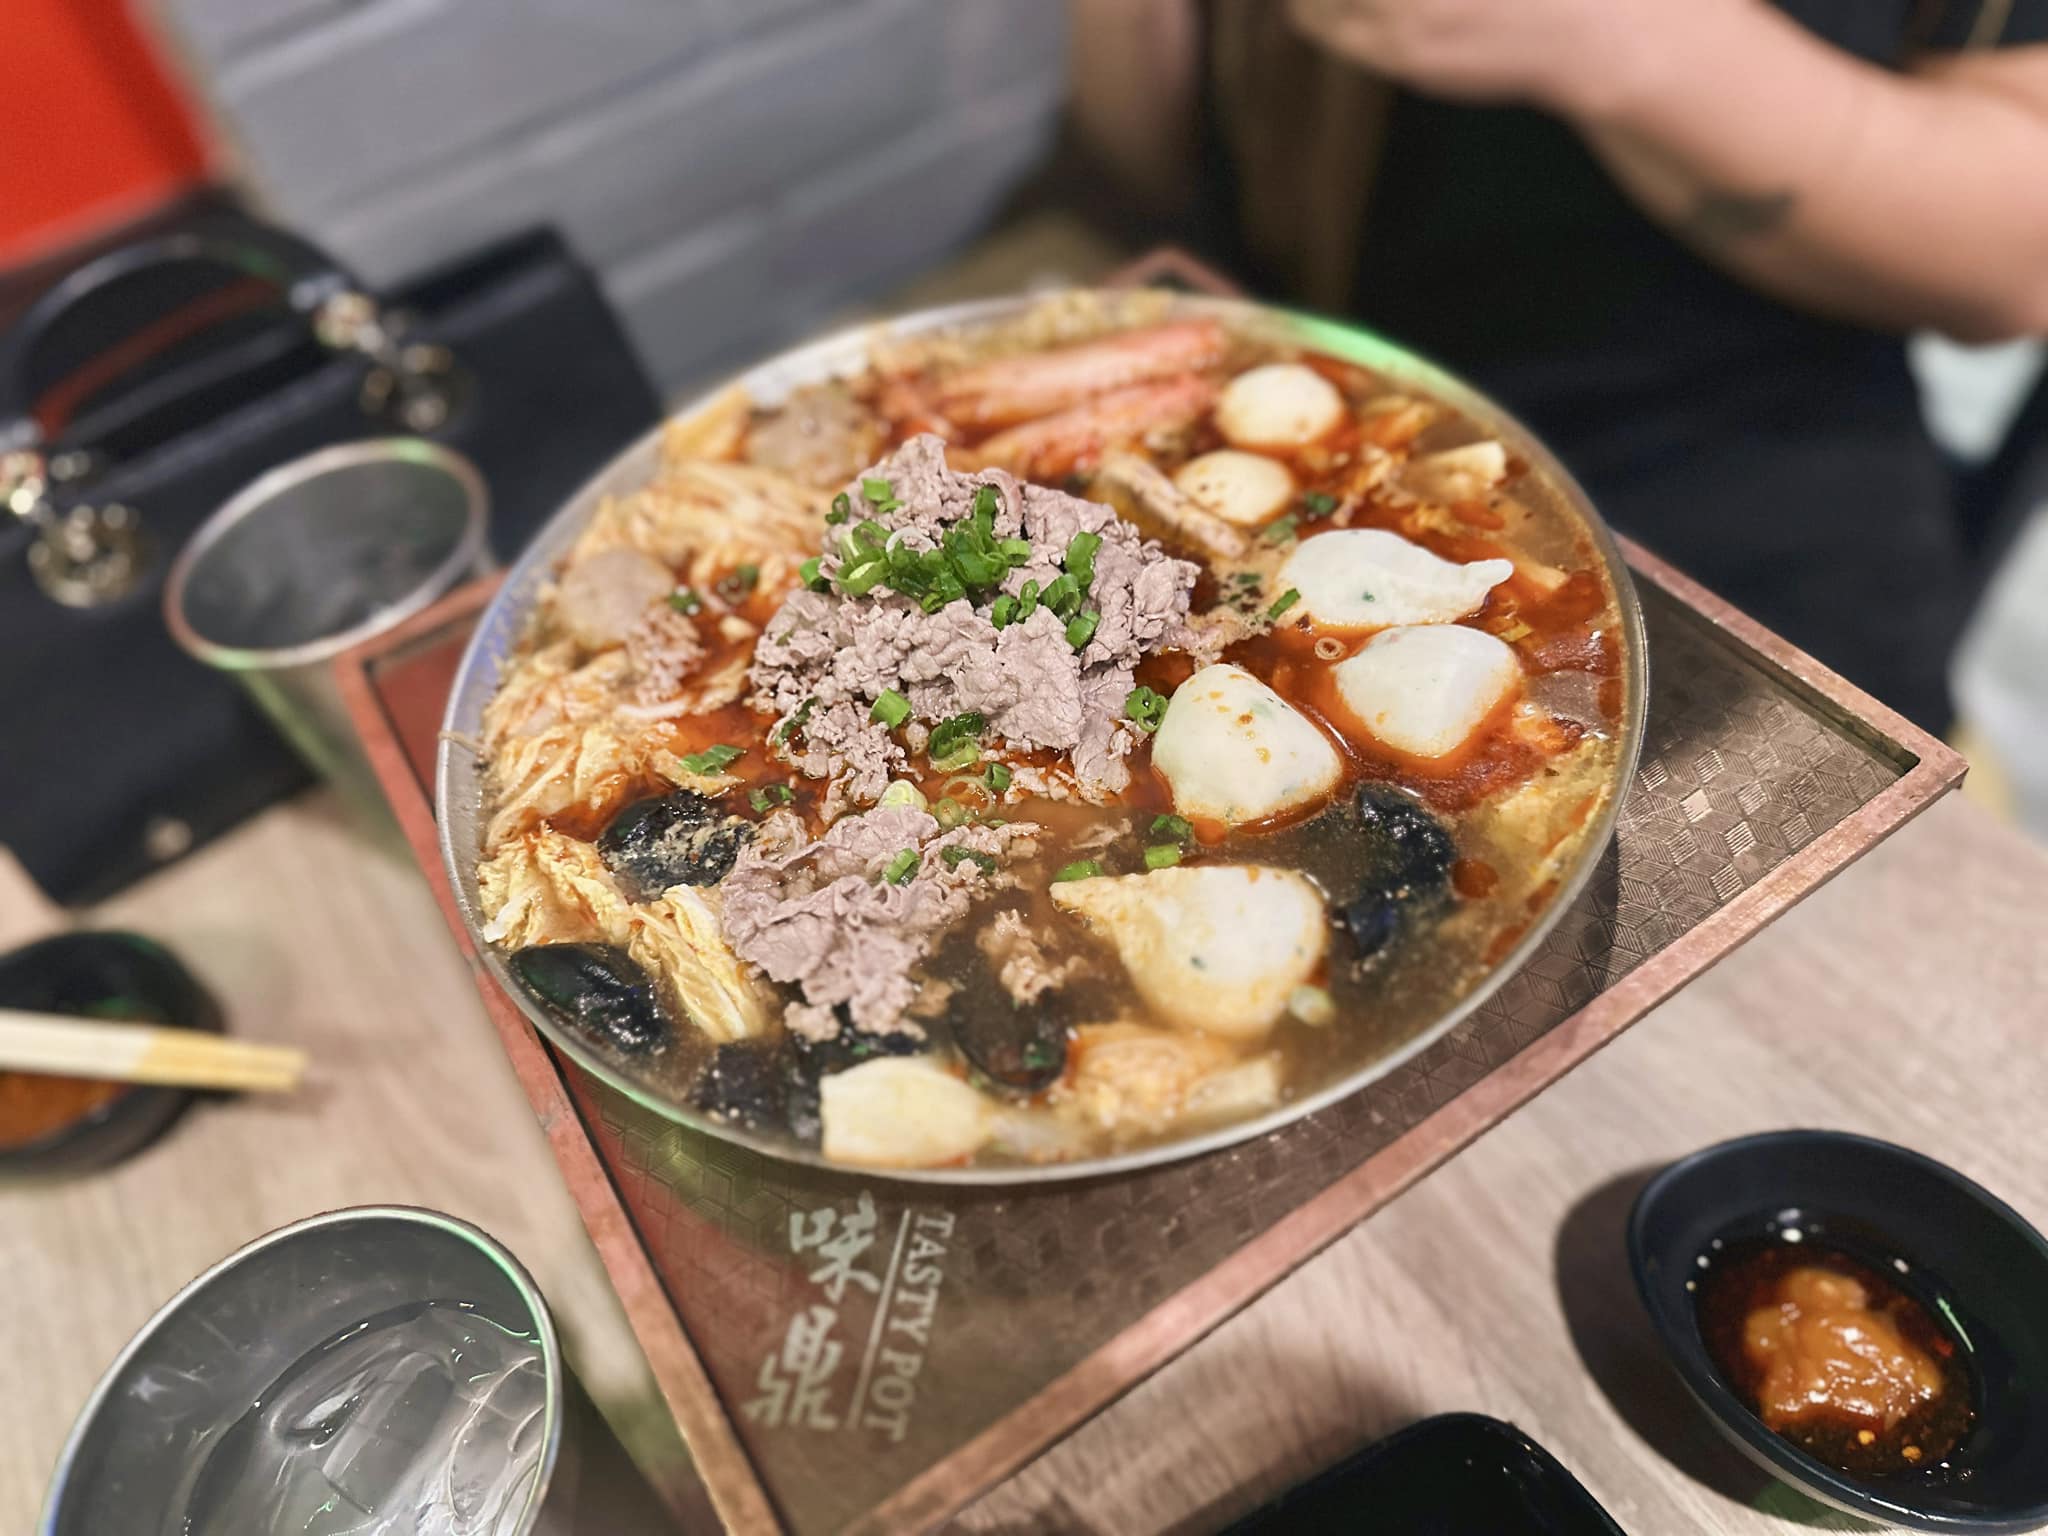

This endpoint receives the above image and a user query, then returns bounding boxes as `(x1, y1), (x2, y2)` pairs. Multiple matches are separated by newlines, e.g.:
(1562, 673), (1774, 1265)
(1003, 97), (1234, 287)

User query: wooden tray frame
(334, 256), (1965, 1532)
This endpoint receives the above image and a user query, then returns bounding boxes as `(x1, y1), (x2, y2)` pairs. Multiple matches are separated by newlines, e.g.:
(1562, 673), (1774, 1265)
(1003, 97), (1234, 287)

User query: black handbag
(0, 215), (661, 905)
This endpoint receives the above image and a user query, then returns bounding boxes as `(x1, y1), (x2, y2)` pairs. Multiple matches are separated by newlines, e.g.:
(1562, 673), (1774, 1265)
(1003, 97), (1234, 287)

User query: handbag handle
(0, 217), (462, 607)
(0, 220), (358, 445)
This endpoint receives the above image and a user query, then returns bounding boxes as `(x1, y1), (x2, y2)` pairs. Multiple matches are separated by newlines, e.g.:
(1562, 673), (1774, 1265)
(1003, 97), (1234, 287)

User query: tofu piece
(1404, 440), (1509, 502)
(1331, 624), (1521, 758)
(1051, 865), (1328, 1040)
(1277, 529), (1512, 629)
(1172, 450), (1296, 527)
(1059, 1022), (1281, 1138)
(1152, 664), (1342, 825)
(820, 1056), (993, 1168)
(1215, 363), (1345, 448)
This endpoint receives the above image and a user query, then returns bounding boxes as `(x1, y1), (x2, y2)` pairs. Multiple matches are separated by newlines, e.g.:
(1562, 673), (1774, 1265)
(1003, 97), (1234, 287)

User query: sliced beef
(624, 604), (706, 705)
(977, 907), (1085, 1005)
(719, 806), (1036, 1037)
(749, 435), (1198, 806)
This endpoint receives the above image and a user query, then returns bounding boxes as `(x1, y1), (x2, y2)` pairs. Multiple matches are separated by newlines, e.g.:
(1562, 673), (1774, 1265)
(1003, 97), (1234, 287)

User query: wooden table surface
(3, 787), (2043, 1535)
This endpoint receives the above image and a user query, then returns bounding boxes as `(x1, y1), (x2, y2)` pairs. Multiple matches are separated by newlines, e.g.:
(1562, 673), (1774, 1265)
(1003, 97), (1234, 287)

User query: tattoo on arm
(1683, 188), (1798, 244)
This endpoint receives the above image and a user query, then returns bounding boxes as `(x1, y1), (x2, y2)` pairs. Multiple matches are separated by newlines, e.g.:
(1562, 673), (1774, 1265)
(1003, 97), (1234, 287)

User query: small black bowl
(1223, 1412), (1626, 1534)
(1630, 1130), (2048, 1532)
(0, 932), (222, 1179)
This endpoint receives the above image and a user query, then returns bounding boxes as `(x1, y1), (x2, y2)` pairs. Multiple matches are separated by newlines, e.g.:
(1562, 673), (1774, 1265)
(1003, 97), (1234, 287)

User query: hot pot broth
(472, 297), (1628, 1170)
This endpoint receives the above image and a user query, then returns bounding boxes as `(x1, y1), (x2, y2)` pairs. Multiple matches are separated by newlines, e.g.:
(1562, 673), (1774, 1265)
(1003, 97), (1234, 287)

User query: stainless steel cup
(41, 1206), (675, 1535)
(164, 439), (490, 820)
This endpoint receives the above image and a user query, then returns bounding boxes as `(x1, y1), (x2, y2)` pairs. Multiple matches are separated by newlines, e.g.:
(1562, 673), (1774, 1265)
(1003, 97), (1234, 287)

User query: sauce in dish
(1697, 1237), (1973, 1477)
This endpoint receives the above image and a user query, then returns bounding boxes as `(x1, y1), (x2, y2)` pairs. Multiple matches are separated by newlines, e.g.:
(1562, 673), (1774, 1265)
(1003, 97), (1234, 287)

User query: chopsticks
(0, 1009), (306, 1093)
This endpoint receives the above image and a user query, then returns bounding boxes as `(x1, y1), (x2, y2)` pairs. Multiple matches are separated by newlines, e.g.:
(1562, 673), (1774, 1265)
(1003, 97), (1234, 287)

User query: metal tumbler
(163, 438), (489, 821)
(40, 1205), (675, 1535)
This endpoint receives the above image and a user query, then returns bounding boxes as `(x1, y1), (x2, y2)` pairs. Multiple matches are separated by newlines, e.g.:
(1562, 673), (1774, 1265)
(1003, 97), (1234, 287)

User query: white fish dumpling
(1331, 624), (1521, 758)
(1173, 450), (1296, 527)
(820, 1057), (993, 1168)
(1215, 364), (1345, 448)
(1277, 529), (1512, 630)
(1152, 664), (1342, 825)
(1050, 865), (1327, 1040)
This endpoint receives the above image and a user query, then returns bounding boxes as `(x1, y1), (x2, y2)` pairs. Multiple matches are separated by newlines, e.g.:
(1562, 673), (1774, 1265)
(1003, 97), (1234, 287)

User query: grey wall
(155, 0), (1068, 389)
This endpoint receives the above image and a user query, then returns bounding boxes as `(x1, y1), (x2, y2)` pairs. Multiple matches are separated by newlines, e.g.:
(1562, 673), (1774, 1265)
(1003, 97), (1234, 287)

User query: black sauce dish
(0, 932), (222, 1179)
(1630, 1130), (2048, 1533)
(1223, 1412), (1627, 1534)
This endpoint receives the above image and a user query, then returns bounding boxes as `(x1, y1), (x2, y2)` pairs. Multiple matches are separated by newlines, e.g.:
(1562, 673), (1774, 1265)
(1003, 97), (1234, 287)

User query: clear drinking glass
(40, 1205), (676, 1535)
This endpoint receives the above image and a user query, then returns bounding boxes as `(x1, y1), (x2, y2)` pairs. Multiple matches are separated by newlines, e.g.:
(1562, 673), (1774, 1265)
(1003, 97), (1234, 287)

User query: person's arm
(1066, 0), (1204, 213)
(1287, 0), (2048, 342)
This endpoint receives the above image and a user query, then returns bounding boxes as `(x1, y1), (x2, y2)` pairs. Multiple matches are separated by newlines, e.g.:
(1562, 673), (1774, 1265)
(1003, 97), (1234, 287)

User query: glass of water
(40, 1206), (674, 1535)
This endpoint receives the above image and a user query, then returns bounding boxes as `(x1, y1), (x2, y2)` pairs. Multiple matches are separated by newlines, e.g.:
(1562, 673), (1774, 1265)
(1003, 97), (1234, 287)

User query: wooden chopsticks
(0, 1010), (306, 1094)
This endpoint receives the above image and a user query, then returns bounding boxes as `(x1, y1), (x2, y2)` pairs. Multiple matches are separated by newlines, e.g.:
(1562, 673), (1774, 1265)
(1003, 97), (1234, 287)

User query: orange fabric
(0, 0), (213, 268)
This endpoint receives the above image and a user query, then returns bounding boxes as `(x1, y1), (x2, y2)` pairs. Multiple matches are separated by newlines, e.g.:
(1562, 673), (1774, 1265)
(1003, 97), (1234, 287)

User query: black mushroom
(510, 943), (671, 1055)
(597, 790), (753, 900)
(691, 1040), (787, 1131)
(923, 920), (1070, 1095)
(944, 985), (1069, 1095)
(1339, 783), (1456, 963)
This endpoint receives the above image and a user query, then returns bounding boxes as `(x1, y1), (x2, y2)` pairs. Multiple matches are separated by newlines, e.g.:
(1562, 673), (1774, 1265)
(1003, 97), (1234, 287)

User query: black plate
(1630, 1130), (2048, 1532)
(0, 931), (221, 1178)
(1223, 1413), (1626, 1534)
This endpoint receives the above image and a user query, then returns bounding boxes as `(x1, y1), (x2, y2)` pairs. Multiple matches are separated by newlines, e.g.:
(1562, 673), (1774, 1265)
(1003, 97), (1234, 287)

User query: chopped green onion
(1065, 609), (1100, 650)
(1151, 812), (1194, 844)
(1300, 490), (1339, 519)
(667, 588), (703, 614)
(1064, 530), (1101, 588)
(998, 537), (1032, 563)
(878, 780), (927, 812)
(1124, 685), (1167, 730)
(928, 711), (985, 759)
(931, 742), (981, 773)
(989, 593), (1018, 628)
(862, 477), (896, 505)
(1040, 572), (1081, 619)
(1144, 843), (1183, 869)
(932, 796), (968, 829)
(1017, 578), (1041, 618)
(1267, 588), (1301, 621)
(881, 848), (919, 885)
(717, 562), (759, 601)
(749, 784), (793, 813)
(827, 492), (851, 525)
(838, 559), (887, 597)
(774, 697), (816, 745)
(870, 689), (911, 729)
(798, 557), (828, 592)
(972, 483), (999, 520)
(941, 845), (998, 875)
(681, 744), (743, 775)
(985, 763), (1012, 794)
(1052, 859), (1103, 884)
(1261, 513), (1298, 545)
